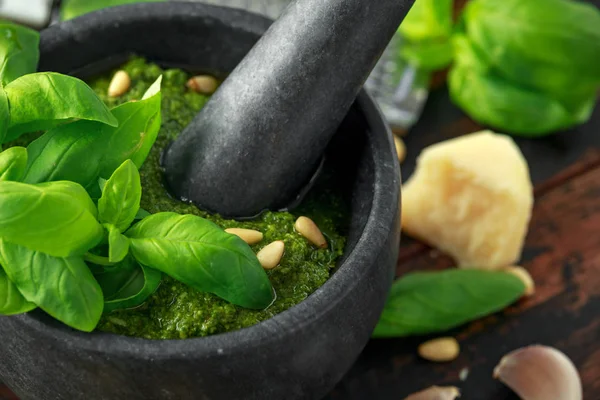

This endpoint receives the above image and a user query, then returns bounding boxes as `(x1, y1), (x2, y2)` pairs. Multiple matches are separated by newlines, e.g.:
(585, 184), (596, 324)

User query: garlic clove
(404, 386), (460, 400)
(493, 345), (582, 400)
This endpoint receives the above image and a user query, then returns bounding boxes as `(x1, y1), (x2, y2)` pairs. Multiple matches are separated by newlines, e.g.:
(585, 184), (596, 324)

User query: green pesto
(86, 58), (348, 339)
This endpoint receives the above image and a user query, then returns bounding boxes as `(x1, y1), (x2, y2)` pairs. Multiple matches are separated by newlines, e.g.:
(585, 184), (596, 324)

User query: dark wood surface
(2, 1), (600, 399)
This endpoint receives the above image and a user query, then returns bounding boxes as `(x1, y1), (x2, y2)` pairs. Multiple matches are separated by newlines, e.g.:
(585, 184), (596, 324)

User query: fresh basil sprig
(0, 22), (39, 86)
(23, 77), (162, 193)
(372, 269), (526, 338)
(0, 146), (27, 181)
(0, 154), (275, 330)
(4, 73), (118, 142)
(0, 241), (104, 332)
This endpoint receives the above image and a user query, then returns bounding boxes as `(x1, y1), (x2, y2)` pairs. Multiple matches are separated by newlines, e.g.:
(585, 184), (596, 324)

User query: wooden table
(2, 3), (599, 399)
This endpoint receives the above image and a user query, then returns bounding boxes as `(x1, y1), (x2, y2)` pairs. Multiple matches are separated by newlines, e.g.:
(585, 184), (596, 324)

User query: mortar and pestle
(0, 1), (411, 398)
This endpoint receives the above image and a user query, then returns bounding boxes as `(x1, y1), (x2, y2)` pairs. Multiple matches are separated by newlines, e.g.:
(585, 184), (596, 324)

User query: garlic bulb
(494, 345), (582, 400)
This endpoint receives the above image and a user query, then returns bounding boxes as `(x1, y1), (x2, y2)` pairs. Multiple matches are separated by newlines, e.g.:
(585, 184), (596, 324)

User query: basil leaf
(106, 224), (130, 264)
(463, 0), (600, 100)
(98, 76), (162, 176)
(448, 62), (593, 136)
(98, 159), (141, 232)
(0, 240), (103, 332)
(24, 120), (106, 191)
(61, 0), (166, 21)
(0, 180), (103, 257)
(94, 255), (161, 312)
(372, 269), (526, 338)
(4, 72), (118, 143)
(23, 77), (162, 190)
(0, 22), (39, 86)
(0, 87), (9, 144)
(126, 212), (274, 309)
(0, 265), (36, 315)
(0, 146), (27, 182)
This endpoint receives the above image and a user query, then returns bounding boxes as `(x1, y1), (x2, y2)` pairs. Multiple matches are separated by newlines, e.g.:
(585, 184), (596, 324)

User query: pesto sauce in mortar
(86, 58), (348, 339)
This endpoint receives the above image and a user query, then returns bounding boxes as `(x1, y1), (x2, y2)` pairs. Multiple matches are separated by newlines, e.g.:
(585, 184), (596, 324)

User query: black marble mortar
(0, 3), (401, 399)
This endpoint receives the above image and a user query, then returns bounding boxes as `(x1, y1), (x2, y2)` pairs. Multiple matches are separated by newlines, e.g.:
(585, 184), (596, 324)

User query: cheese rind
(401, 130), (533, 269)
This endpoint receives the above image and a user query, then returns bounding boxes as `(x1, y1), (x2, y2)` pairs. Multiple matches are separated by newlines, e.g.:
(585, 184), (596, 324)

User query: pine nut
(108, 70), (131, 97)
(503, 266), (535, 296)
(294, 216), (327, 248)
(225, 228), (263, 245)
(186, 75), (218, 95)
(257, 241), (285, 270)
(418, 337), (460, 362)
(394, 135), (406, 163)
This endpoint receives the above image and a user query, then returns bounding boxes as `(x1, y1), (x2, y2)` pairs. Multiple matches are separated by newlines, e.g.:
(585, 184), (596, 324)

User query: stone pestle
(162, 0), (415, 218)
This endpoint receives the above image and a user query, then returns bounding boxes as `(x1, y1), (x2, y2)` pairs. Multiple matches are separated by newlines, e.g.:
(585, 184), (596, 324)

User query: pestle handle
(163, 0), (415, 218)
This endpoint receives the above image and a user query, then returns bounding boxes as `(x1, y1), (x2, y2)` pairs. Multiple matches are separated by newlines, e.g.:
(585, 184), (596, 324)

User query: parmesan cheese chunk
(401, 130), (533, 269)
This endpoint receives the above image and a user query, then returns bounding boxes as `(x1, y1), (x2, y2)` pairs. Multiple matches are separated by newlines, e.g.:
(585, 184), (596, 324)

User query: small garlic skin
(494, 345), (582, 400)
(404, 386), (460, 400)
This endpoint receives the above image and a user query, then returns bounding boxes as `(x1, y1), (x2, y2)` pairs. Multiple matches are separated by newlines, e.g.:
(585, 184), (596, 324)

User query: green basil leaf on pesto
(94, 255), (161, 313)
(98, 159), (141, 232)
(23, 77), (162, 192)
(372, 269), (526, 338)
(0, 240), (103, 332)
(0, 146), (27, 182)
(106, 224), (130, 264)
(0, 22), (39, 86)
(0, 180), (103, 257)
(23, 120), (105, 190)
(0, 86), (9, 144)
(126, 212), (274, 309)
(4, 72), (118, 142)
(60, 0), (166, 21)
(0, 266), (36, 315)
(98, 76), (162, 176)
